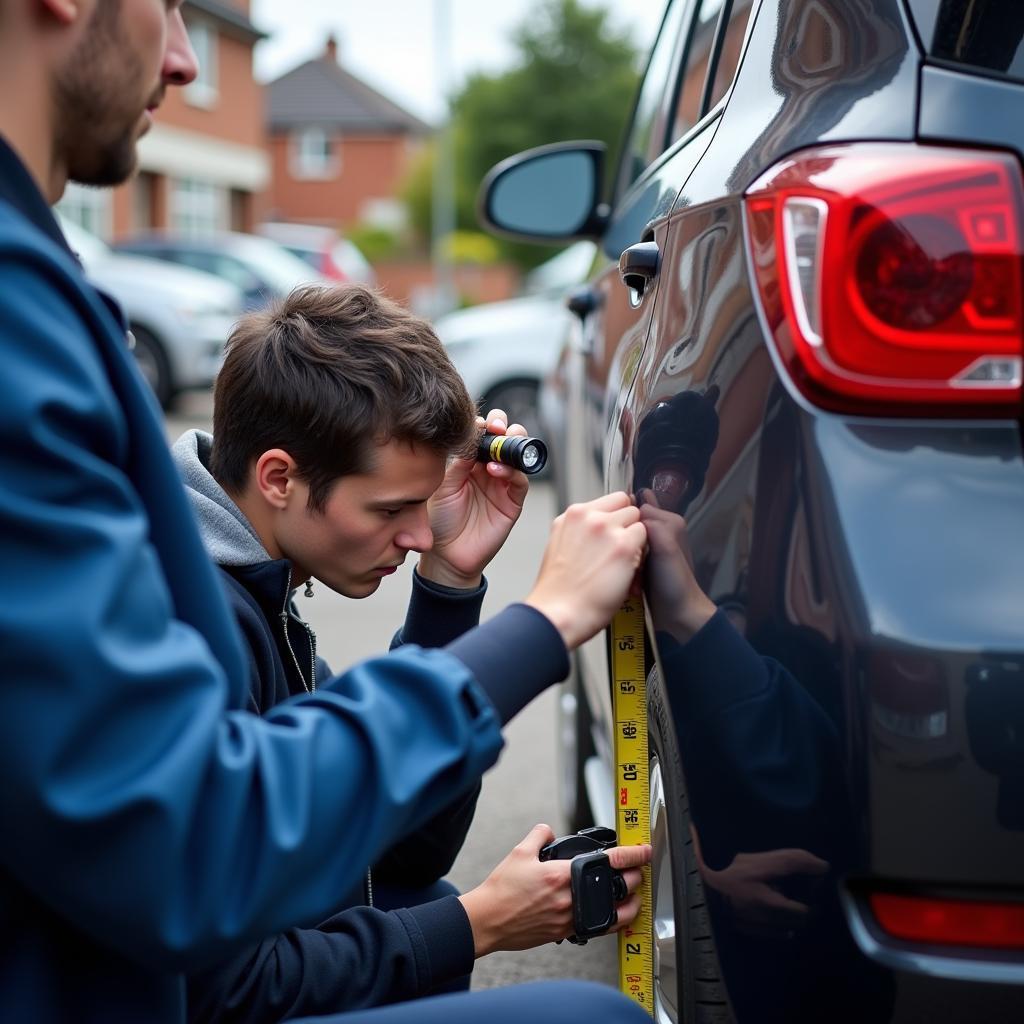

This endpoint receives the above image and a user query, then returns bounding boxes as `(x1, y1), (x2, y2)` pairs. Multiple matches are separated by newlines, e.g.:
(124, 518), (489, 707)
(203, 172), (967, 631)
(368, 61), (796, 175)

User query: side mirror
(478, 141), (608, 243)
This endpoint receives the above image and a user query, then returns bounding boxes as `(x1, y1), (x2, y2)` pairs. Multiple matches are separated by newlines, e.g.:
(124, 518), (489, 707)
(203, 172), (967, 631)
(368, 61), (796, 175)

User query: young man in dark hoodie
(172, 283), (647, 1023)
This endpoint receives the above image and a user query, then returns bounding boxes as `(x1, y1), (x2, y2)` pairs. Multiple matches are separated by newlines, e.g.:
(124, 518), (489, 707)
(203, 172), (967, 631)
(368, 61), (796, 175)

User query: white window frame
(289, 127), (340, 180)
(184, 19), (218, 108)
(55, 182), (113, 241)
(170, 177), (227, 237)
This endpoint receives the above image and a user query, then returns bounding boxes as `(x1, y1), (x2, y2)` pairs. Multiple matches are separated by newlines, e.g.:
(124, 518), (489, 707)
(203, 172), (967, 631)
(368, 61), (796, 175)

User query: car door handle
(619, 241), (660, 298)
(566, 284), (599, 321)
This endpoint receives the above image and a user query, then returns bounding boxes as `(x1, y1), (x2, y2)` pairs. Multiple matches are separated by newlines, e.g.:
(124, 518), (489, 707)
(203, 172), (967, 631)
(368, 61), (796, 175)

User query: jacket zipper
(279, 571), (372, 901)
(279, 568), (317, 694)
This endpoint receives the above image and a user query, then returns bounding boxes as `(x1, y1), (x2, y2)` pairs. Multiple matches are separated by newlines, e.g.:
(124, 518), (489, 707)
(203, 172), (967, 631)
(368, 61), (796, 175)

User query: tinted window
(174, 250), (263, 294)
(673, 0), (726, 141)
(706, 0), (755, 110)
(616, 0), (691, 195)
(931, 0), (1024, 82)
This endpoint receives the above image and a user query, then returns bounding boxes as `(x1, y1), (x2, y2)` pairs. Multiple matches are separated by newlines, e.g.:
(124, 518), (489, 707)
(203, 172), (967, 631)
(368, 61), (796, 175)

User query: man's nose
(395, 519), (434, 554)
(163, 9), (199, 87)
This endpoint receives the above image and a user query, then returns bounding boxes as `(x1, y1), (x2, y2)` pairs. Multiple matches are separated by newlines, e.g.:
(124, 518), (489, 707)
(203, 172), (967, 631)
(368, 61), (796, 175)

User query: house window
(290, 128), (339, 180)
(170, 178), (227, 237)
(184, 19), (218, 108)
(56, 182), (112, 240)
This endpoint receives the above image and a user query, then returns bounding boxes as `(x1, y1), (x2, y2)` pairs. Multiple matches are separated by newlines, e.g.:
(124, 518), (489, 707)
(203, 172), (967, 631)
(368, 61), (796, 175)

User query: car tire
(557, 653), (596, 833)
(648, 664), (734, 1024)
(130, 325), (175, 410)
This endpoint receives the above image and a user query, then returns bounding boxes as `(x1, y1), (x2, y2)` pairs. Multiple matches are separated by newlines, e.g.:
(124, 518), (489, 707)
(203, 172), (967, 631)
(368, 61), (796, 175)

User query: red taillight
(320, 248), (348, 282)
(870, 892), (1024, 949)
(744, 144), (1024, 414)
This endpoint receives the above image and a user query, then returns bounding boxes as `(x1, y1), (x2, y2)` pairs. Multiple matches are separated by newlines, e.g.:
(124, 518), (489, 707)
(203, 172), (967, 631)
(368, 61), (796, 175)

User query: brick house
(265, 37), (431, 230)
(59, 0), (268, 241)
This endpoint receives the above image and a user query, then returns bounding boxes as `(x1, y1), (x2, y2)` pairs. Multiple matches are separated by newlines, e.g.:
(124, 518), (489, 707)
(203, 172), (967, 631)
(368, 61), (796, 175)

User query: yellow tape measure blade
(611, 598), (654, 1014)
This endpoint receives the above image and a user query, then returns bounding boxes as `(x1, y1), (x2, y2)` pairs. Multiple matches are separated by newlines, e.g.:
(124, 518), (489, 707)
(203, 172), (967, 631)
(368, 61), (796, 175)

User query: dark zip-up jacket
(173, 430), (487, 1020)
(0, 134), (569, 1023)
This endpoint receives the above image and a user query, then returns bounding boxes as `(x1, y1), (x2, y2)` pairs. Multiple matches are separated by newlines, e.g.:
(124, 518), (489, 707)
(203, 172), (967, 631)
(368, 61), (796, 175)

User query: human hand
(691, 826), (829, 936)
(638, 489), (716, 643)
(458, 824), (651, 956)
(419, 409), (530, 589)
(524, 493), (647, 650)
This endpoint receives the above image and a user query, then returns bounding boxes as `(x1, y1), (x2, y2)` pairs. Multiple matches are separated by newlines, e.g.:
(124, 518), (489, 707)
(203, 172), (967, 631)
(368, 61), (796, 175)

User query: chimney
(324, 33), (339, 65)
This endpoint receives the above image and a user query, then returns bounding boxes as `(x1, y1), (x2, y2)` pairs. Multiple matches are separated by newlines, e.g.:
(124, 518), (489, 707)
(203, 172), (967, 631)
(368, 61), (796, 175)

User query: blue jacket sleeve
(374, 569), (489, 885)
(187, 896), (474, 1023)
(0, 255), (505, 971)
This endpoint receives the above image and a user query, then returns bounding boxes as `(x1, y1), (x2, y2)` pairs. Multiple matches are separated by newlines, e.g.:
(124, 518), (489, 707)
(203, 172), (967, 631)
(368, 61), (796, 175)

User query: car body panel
(481, 0), (1024, 1017)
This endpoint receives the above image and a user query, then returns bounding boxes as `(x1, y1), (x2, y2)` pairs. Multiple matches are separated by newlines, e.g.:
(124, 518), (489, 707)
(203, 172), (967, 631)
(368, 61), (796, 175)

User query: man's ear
(38, 0), (80, 27)
(254, 449), (302, 511)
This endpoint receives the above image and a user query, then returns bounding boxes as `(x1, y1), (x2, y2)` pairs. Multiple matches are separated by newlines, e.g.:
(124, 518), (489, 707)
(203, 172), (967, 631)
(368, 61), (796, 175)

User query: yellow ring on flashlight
(489, 435), (507, 463)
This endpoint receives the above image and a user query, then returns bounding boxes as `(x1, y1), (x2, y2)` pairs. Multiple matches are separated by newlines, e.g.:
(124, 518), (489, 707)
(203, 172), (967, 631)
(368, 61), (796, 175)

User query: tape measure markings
(611, 596), (654, 1016)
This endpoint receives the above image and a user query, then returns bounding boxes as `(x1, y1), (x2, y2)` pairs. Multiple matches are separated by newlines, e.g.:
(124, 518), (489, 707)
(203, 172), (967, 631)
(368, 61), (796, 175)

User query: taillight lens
(870, 892), (1024, 949)
(320, 248), (348, 282)
(745, 144), (1024, 414)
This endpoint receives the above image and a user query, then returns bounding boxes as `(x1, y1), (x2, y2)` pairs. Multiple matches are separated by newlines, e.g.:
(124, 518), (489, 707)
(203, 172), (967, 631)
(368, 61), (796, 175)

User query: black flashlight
(477, 431), (548, 475)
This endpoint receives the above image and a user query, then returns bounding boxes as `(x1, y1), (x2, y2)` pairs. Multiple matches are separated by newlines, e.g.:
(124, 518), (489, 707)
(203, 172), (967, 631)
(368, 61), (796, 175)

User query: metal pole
(432, 0), (457, 317)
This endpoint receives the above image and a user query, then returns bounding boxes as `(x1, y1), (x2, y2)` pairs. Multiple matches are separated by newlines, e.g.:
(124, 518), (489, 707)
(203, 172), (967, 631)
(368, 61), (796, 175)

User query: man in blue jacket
(175, 283), (645, 1022)
(0, 3), (650, 1023)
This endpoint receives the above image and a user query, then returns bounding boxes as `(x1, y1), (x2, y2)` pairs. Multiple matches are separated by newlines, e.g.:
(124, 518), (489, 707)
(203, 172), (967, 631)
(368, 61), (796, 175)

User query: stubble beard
(54, 0), (154, 187)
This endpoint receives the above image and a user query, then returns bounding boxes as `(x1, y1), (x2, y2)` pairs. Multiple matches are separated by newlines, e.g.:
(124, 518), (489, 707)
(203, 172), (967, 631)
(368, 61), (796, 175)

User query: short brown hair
(211, 284), (477, 511)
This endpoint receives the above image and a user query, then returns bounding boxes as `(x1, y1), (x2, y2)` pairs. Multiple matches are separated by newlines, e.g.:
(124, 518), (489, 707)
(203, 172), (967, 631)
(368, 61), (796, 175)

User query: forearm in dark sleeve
(659, 611), (842, 862)
(187, 896), (474, 1023)
(445, 604), (570, 725)
(391, 570), (488, 651)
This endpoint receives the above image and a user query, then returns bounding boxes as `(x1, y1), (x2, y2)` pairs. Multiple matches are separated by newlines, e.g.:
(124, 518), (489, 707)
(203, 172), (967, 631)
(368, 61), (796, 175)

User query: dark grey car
(480, 1), (1024, 1021)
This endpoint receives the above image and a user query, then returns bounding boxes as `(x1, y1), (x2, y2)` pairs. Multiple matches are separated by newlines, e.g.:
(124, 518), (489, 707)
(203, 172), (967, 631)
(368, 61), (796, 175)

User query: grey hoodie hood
(172, 429), (271, 567)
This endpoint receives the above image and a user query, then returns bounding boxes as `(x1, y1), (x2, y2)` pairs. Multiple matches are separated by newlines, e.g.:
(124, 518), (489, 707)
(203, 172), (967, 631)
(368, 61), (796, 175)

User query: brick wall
(267, 134), (421, 228)
(375, 262), (521, 311)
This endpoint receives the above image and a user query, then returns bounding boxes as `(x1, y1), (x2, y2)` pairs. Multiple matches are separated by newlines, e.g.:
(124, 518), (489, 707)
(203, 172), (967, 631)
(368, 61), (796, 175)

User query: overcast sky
(250, 1), (666, 124)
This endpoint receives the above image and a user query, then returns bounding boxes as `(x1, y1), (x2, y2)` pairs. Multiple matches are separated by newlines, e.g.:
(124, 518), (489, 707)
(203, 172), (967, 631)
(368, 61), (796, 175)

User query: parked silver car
(60, 217), (242, 408)
(113, 231), (332, 312)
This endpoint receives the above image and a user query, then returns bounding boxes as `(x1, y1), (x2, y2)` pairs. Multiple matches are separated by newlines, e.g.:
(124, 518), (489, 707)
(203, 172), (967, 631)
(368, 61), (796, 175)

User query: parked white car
(431, 241), (595, 447)
(59, 217), (242, 408)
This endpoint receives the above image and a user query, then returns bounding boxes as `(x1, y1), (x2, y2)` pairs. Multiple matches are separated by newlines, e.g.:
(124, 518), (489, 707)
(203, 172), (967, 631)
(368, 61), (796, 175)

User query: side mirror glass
(479, 142), (607, 242)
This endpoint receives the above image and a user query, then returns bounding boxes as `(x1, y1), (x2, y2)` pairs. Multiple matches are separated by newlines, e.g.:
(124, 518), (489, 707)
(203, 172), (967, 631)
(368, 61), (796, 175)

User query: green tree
(404, 0), (643, 268)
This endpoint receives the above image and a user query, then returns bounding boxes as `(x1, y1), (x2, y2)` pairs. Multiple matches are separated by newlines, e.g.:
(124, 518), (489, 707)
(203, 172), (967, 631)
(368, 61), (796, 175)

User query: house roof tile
(268, 58), (432, 136)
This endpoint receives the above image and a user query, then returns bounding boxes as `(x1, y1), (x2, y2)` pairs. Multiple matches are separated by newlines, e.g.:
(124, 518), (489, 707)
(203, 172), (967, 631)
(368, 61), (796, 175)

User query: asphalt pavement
(165, 391), (619, 992)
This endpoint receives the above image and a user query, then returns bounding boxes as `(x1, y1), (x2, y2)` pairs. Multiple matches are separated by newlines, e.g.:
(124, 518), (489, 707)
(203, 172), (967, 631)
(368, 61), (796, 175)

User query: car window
(284, 244), (322, 271)
(706, 0), (755, 110)
(172, 249), (263, 294)
(615, 0), (693, 197)
(928, 0), (1024, 83)
(672, 0), (727, 142)
(230, 235), (322, 293)
(213, 255), (264, 295)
